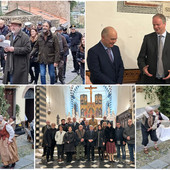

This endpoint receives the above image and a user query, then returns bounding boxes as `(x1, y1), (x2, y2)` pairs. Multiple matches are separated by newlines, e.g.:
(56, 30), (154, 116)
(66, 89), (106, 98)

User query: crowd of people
(0, 19), (85, 84)
(41, 115), (135, 165)
(137, 106), (170, 154)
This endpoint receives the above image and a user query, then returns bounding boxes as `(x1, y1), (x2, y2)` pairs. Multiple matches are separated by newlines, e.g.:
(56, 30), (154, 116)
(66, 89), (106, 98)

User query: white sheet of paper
(0, 40), (10, 48)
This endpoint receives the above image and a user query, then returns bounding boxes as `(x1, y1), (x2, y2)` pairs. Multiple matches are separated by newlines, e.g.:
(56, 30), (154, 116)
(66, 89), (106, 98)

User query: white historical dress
(155, 112), (170, 141)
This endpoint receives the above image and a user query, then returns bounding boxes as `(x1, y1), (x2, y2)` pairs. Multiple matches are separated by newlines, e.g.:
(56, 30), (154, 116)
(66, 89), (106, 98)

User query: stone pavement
(0, 134), (34, 169)
(136, 129), (170, 169)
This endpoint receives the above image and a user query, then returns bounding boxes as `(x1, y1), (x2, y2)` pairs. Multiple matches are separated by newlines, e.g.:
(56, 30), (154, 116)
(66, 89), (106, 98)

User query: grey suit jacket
(137, 31), (170, 84)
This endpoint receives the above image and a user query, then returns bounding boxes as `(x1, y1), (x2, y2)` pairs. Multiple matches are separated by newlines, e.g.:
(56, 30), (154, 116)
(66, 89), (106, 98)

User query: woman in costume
(0, 115), (19, 168)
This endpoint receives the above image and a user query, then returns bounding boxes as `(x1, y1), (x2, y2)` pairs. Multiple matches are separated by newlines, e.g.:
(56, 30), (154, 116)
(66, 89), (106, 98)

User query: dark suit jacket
(137, 32), (170, 84)
(87, 42), (124, 84)
(85, 130), (97, 147)
(72, 122), (80, 132)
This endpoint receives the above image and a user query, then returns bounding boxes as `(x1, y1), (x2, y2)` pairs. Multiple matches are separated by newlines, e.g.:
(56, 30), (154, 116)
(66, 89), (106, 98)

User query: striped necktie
(106, 48), (114, 63)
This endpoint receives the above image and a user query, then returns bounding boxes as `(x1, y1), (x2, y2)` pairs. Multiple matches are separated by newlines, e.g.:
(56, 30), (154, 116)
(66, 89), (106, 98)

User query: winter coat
(56, 33), (69, 57)
(69, 31), (82, 52)
(63, 131), (75, 152)
(30, 31), (60, 64)
(0, 25), (9, 36)
(104, 127), (116, 143)
(44, 128), (57, 147)
(115, 126), (126, 145)
(3, 30), (31, 84)
(42, 125), (51, 147)
(123, 124), (135, 145)
(75, 129), (85, 146)
(97, 129), (105, 147)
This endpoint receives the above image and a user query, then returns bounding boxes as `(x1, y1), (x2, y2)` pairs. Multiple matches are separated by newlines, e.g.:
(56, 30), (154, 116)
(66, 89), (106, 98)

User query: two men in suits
(87, 26), (124, 84)
(138, 13), (170, 84)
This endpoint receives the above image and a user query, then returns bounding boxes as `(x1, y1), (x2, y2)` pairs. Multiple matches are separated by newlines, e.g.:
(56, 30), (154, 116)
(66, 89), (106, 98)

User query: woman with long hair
(29, 28), (39, 84)
(104, 122), (116, 162)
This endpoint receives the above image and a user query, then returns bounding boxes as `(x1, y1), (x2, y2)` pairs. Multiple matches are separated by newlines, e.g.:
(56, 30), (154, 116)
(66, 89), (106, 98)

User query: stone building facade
(8, 1), (70, 24)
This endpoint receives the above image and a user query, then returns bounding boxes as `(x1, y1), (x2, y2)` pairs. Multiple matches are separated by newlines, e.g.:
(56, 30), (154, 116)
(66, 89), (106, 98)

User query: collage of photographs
(0, 0), (170, 170)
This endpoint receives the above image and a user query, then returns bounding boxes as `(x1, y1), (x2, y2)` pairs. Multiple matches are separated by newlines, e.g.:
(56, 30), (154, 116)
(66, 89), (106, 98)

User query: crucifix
(85, 85), (97, 104)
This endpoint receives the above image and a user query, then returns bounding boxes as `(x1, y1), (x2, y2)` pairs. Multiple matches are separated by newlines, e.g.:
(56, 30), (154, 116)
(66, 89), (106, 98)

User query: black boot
(1, 165), (10, 169)
(10, 163), (16, 169)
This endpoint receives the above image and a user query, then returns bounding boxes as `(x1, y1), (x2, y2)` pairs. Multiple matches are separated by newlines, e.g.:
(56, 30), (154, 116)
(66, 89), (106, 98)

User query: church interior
(35, 85), (135, 168)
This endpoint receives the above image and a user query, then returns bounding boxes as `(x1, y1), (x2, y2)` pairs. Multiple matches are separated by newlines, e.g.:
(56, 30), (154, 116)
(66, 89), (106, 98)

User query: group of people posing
(41, 115), (135, 165)
(0, 19), (85, 84)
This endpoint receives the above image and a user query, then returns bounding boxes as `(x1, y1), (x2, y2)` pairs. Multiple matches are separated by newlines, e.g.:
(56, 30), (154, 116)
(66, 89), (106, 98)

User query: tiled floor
(36, 148), (135, 169)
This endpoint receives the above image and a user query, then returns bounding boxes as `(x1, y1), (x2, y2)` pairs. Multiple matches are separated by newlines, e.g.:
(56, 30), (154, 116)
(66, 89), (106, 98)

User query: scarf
(148, 114), (153, 128)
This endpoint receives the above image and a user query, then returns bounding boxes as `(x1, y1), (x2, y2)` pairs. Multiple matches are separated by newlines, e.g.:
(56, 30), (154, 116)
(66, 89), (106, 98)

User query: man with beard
(3, 20), (31, 84)
(30, 21), (60, 84)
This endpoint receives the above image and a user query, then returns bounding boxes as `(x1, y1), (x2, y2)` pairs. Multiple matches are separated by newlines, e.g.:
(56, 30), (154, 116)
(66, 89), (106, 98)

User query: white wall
(86, 1), (170, 69)
(15, 86), (26, 124)
(46, 86), (68, 124)
(117, 86), (132, 115)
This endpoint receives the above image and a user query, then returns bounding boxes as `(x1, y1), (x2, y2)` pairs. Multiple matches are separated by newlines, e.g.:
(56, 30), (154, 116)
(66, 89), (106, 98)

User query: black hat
(69, 25), (76, 29)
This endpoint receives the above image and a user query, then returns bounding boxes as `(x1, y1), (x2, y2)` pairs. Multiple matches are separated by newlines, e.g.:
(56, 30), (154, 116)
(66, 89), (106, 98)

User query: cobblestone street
(136, 129), (170, 169)
(0, 134), (34, 169)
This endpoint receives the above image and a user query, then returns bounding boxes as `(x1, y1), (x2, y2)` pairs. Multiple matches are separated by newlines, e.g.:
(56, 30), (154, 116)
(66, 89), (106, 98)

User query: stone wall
(0, 15), (60, 27)
(8, 1), (70, 24)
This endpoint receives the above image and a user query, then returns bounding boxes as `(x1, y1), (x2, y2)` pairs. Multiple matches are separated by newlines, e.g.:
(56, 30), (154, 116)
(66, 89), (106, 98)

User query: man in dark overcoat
(3, 20), (31, 84)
